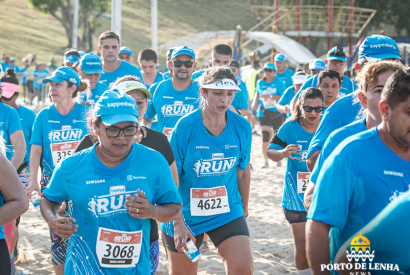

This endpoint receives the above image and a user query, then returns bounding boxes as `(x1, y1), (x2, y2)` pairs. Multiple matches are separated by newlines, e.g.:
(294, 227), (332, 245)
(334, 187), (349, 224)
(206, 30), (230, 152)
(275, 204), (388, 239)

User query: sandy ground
(15, 132), (297, 274)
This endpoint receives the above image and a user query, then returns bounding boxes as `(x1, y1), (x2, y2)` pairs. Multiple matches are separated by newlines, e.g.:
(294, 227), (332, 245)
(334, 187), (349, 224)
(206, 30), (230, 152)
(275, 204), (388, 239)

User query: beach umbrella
(232, 25), (243, 63)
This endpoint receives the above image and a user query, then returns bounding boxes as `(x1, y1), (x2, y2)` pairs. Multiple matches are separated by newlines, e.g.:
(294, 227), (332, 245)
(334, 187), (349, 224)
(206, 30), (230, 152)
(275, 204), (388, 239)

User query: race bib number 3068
(190, 186), (230, 216)
(96, 228), (142, 268)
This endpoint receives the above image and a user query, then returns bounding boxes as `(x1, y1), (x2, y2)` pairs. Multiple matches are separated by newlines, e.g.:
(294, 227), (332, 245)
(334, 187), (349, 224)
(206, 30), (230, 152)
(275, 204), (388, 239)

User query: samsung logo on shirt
(86, 179), (106, 184)
(384, 170), (403, 177)
(48, 120), (60, 123)
(296, 140), (307, 143)
(196, 146), (209, 149)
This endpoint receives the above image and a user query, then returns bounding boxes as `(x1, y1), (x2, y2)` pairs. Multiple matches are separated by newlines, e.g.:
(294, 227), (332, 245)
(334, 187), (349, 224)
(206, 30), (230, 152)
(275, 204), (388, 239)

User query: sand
(15, 134), (297, 274)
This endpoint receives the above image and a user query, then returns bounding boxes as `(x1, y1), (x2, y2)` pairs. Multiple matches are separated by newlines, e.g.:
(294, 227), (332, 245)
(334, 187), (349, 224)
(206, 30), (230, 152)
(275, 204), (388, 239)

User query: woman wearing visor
(162, 67), (253, 275)
(41, 90), (181, 274)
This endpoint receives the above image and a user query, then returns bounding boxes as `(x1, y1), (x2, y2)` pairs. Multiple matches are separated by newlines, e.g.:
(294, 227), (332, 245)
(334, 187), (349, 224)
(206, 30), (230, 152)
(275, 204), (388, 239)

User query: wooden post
(328, 0), (333, 50)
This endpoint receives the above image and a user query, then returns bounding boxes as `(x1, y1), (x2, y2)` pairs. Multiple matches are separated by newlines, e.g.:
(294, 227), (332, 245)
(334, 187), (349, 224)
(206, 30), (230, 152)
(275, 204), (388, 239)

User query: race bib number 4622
(190, 186), (230, 216)
(96, 228), (142, 268)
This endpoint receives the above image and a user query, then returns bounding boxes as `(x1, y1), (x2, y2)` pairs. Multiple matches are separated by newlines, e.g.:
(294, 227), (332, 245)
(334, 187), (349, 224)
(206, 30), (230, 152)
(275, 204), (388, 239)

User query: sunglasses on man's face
(329, 59), (345, 66)
(264, 68), (274, 73)
(173, 60), (194, 68)
(302, 106), (325, 113)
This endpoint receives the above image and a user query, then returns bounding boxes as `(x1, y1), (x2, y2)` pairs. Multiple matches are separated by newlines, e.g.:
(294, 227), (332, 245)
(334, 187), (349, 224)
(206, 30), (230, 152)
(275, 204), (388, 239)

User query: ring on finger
(137, 208), (139, 214)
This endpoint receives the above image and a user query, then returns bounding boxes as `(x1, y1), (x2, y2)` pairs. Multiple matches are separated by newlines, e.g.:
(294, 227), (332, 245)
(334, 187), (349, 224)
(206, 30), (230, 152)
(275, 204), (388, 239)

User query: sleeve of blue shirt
(169, 119), (188, 175)
(6, 108), (22, 137)
(235, 82), (249, 110)
(277, 78), (287, 96)
(43, 161), (69, 202)
(278, 87), (293, 105)
(296, 77), (315, 99)
(309, 134), (335, 184)
(307, 147), (357, 229)
(307, 110), (341, 158)
(144, 83), (159, 119)
(30, 112), (44, 146)
(238, 122), (252, 171)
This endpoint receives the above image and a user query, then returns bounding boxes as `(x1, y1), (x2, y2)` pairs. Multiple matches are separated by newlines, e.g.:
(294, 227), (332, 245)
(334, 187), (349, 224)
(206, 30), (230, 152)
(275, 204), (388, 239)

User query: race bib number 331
(96, 228), (142, 268)
(190, 186), (230, 216)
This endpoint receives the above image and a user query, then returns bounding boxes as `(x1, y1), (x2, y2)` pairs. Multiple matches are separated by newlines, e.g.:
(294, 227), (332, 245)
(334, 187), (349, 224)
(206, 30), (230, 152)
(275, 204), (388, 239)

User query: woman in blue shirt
(252, 62), (287, 168)
(26, 67), (90, 274)
(40, 90), (181, 275)
(163, 67), (253, 275)
(267, 87), (324, 275)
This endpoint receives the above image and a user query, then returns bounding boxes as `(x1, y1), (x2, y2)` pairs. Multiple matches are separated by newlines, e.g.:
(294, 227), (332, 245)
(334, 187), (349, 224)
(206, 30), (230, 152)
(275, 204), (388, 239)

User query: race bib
(50, 141), (79, 166)
(162, 127), (173, 139)
(262, 98), (277, 109)
(297, 172), (310, 193)
(190, 186), (230, 216)
(96, 228), (142, 268)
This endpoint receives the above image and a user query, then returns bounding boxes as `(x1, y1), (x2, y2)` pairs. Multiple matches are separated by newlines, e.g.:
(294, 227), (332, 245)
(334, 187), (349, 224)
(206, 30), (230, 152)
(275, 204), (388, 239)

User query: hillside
(0, 0), (256, 65)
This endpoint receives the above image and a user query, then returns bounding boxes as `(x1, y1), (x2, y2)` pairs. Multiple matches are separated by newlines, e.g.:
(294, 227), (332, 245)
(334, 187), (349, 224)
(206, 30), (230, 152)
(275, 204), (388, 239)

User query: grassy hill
(0, 0), (256, 65)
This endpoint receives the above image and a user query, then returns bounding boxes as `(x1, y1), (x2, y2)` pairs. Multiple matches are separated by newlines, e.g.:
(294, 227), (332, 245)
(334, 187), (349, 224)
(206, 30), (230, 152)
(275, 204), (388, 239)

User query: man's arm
(306, 219), (331, 275)
(306, 150), (320, 172)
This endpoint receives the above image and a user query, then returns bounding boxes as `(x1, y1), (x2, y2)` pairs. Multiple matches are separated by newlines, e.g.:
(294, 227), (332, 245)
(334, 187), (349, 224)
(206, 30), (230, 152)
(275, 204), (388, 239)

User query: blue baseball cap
(93, 89), (139, 126)
(64, 54), (80, 64)
(42, 66), (80, 85)
(79, 53), (104, 74)
(263, 62), (276, 71)
(327, 46), (347, 61)
(274, 53), (286, 62)
(358, 35), (403, 62)
(166, 47), (176, 57)
(119, 47), (133, 57)
(309, 59), (327, 71)
(171, 46), (196, 60)
(79, 51), (86, 57)
(9, 57), (15, 62)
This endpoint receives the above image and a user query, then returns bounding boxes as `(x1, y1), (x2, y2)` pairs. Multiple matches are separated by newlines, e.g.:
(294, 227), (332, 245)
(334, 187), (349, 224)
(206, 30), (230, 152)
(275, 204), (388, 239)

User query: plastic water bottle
(183, 240), (201, 262)
(30, 192), (42, 217)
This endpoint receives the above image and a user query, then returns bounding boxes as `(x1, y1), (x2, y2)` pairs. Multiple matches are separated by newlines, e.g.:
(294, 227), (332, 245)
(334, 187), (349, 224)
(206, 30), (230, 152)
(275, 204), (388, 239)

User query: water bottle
(183, 240), (201, 262)
(30, 192), (42, 217)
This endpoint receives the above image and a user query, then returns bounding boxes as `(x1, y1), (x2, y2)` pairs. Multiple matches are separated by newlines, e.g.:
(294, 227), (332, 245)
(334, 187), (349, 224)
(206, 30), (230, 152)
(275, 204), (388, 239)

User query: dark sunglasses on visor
(302, 106), (325, 113)
(173, 60), (194, 68)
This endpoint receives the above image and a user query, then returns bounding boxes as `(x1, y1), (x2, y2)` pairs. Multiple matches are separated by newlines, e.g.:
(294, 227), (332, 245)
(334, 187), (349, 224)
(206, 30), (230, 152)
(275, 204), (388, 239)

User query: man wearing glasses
(142, 46), (201, 138)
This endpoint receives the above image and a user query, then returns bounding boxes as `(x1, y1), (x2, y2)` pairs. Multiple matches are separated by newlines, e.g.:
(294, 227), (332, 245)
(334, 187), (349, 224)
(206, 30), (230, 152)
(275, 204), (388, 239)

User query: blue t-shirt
(269, 119), (314, 211)
(276, 68), (295, 89)
(162, 109), (252, 237)
(192, 69), (205, 80)
(310, 118), (367, 185)
(16, 105), (36, 165)
(30, 103), (89, 177)
(32, 69), (49, 89)
(0, 103), (23, 161)
(278, 86), (296, 118)
(99, 61), (144, 89)
(307, 90), (365, 158)
(44, 143), (181, 275)
(256, 77), (286, 117)
(145, 79), (200, 136)
(231, 79), (249, 110)
(78, 82), (109, 109)
(307, 127), (410, 258)
(297, 74), (358, 99)
(341, 191), (410, 274)
(144, 71), (165, 89)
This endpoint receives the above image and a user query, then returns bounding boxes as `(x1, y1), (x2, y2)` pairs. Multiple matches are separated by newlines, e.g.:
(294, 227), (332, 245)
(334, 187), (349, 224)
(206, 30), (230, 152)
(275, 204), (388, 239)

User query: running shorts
(258, 115), (285, 130)
(283, 207), (307, 224)
(0, 239), (11, 275)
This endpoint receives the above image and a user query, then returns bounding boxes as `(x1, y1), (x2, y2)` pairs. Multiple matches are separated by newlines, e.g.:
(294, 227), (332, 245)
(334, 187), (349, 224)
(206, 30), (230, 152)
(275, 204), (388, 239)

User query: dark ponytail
(291, 88), (324, 125)
(1, 69), (19, 85)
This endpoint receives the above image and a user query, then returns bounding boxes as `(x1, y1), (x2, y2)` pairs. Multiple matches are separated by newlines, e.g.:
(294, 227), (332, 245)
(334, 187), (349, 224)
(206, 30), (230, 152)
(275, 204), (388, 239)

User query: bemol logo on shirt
(47, 126), (83, 143)
(193, 153), (237, 177)
(160, 101), (195, 117)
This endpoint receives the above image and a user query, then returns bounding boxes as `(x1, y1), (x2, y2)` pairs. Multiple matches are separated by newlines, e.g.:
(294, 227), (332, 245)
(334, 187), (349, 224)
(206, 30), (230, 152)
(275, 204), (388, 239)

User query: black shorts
(163, 216), (250, 253)
(258, 115), (284, 130)
(0, 239), (11, 275)
(283, 207), (307, 224)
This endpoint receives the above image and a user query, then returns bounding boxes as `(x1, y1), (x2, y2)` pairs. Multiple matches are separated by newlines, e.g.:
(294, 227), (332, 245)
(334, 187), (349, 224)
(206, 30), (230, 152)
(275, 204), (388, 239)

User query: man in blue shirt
(97, 31), (143, 88)
(305, 35), (404, 171)
(306, 69), (410, 274)
(192, 44), (232, 80)
(138, 49), (165, 89)
(119, 46), (134, 64)
(274, 53), (295, 89)
(308, 59), (326, 78)
(63, 49), (81, 68)
(77, 52), (109, 108)
(229, 60), (251, 118)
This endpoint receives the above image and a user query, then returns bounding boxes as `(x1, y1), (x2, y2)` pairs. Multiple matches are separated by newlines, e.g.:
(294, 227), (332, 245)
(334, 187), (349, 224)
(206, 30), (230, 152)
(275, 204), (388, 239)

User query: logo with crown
(346, 233), (375, 262)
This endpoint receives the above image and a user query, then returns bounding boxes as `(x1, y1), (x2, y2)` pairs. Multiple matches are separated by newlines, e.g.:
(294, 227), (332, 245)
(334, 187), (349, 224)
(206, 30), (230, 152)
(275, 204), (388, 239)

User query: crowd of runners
(0, 30), (409, 275)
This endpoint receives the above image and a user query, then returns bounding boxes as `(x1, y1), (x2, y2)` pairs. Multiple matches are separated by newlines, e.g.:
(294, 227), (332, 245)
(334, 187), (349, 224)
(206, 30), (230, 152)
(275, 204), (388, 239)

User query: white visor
(201, 78), (241, 91)
(293, 74), (308, 85)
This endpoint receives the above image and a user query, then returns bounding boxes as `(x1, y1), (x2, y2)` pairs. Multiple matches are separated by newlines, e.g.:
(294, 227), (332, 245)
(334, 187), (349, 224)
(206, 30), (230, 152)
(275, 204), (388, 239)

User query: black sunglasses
(302, 106), (325, 113)
(264, 68), (273, 73)
(173, 60), (194, 68)
(102, 125), (138, 138)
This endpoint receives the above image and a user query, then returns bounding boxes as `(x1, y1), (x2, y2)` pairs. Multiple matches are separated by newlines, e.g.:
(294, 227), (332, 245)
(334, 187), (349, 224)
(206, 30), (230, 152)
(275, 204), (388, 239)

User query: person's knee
(229, 261), (253, 275)
(262, 130), (270, 142)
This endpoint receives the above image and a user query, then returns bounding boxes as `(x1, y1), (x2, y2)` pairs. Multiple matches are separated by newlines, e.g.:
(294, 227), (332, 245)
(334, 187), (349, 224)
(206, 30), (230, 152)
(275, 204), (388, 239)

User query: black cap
(230, 60), (240, 69)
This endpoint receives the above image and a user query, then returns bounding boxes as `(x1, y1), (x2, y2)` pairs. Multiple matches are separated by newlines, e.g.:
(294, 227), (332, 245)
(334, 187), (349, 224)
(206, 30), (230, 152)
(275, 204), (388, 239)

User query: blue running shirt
(32, 69), (49, 89)
(278, 86), (296, 118)
(307, 90), (365, 158)
(99, 61), (144, 88)
(231, 79), (249, 110)
(144, 71), (165, 89)
(145, 79), (200, 137)
(310, 118), (367, 185)
(0, 103), (23, 161)
(307, 127), (410, 258)
(30, 103), (89, 176)
(341, 191), (410, 274)
(297, 74), (358, 99)
(162, 109), (252, 237)
(276, 68), (295, 89)
(79, 82), (109, 109)
(269, 119), (315, 211)
(256, 77), (286, 118)
(192, 69), (205, 80)
(44, 143), (181, 275)
(16, 105), (36, 164)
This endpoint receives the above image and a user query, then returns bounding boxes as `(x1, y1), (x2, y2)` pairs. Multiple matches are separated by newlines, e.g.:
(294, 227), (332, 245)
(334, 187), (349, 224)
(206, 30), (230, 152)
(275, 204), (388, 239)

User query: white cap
(292, 73), (308, 85)
(201, 78), (241, 91)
